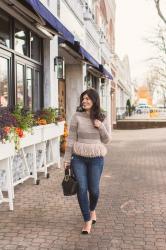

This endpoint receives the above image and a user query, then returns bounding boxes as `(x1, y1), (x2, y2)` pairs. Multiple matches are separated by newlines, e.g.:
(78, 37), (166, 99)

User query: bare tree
(146, 26), (166, 71)
(153, 0), (166, 25)
(145, 1), (166, 105)
(147, 68), (166, 106)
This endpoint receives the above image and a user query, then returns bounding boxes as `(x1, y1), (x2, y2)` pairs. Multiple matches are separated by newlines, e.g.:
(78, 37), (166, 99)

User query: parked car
(135, 105), (150, 114)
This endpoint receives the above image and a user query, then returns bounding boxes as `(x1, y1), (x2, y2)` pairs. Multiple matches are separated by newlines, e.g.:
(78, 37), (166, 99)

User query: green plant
(34, 108), (59, 124)
(12, 105), (34, 131)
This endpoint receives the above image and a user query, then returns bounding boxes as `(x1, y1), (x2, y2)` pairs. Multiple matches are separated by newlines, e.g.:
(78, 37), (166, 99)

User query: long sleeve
(64, 113), (78, 164)
(98, 116), (111, 144)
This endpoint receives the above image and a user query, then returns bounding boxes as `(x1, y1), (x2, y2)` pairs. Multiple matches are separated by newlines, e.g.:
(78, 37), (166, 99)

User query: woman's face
(82, 94), (93, 111)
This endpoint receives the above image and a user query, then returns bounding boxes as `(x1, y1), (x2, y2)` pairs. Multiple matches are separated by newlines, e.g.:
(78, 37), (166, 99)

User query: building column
(43, 36), (59, 108)
(66, 64), (84, 122)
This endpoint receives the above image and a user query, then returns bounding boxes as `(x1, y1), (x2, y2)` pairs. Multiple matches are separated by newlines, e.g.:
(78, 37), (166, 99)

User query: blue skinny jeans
(71, 154), (104, 222)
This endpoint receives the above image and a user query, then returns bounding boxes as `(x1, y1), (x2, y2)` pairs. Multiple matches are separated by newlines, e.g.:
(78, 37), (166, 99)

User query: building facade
(113, 55), (132, 121)
(0, 0), (117, 129)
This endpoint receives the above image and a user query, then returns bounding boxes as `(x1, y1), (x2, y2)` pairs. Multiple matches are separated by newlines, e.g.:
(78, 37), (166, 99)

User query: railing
(116, 107), (166, 120)
(116, 107), (127, 120)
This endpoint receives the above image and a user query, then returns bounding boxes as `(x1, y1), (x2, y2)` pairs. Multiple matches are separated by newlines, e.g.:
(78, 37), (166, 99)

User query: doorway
(58, 80), (66, 116)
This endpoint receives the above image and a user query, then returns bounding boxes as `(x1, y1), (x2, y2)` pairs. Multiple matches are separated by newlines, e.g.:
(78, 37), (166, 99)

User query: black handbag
(62, 168), (78, 196)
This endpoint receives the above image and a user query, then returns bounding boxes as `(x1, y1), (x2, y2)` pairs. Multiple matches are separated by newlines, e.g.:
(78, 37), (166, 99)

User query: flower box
(57, 121), (65, 135)
(0, 142), (15, 161)
(42, 123), (61, 141)
(20, 126), (43, 148)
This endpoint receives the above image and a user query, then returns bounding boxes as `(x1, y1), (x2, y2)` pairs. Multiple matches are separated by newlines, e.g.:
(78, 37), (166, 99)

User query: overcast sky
(115, 0), (165, 85)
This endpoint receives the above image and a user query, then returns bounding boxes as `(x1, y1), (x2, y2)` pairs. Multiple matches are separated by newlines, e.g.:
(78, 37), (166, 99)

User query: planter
(0, 142), (15, 161)
(57, 121), (65, 135)
(20, 126), (43, 148)
(42, 123), (62, 141)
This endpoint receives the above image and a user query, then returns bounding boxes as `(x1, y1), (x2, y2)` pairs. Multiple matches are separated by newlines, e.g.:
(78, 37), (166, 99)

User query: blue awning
(58, 39), (113, 79)
(99, 65), (113, 80)
(79, 46), (100, 69)
(59, 40), (100, 69)
(25, 0), (75, 44)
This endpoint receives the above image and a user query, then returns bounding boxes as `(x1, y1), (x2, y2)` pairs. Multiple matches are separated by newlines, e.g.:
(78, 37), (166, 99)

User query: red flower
(4, 126), (11, 134)
(15, 128), (24, 138)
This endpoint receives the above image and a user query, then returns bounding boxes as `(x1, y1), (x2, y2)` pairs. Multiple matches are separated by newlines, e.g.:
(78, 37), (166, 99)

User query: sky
(115, 0), (165, 85)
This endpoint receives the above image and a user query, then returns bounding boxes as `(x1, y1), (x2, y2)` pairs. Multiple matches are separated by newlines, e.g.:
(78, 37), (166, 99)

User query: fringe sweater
(64, 111), (111, 164)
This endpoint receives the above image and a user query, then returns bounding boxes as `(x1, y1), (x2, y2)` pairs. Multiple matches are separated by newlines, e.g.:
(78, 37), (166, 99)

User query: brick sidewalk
(1, 128), (166, 250)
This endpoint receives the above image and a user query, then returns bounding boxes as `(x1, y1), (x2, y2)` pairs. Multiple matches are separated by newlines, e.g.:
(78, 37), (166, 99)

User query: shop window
(26, 67), (33, 109)
(0, 9), (10, 48)
(33, 70), (40, 111)
(15, 22), (28, 56)
(0, 57), (9, 107)
(0, 9), (43, 109)
(16, 63), (24, 106)
(30, 32), (41, 62)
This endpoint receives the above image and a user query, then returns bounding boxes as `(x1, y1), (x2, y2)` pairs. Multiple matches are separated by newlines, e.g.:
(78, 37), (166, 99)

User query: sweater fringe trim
(73, 142), (107, 157)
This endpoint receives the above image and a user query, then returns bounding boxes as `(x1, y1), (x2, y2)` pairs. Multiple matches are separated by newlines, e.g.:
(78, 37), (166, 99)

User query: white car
(135, 105), (150, 114)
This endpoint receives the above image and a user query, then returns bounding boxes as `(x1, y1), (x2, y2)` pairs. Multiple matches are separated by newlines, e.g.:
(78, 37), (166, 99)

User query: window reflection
(17, 64), (24, 106)
(30, 33), (41, 62)
(33, 70), (40, 111)
(0, 9), (10, 48)
(0, 57), (8, 107)
(26, 68), (32, 109)
(15, 23), (27, 56)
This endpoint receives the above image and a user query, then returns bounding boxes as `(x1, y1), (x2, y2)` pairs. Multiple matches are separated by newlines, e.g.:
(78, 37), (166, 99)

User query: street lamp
(54, 56), (65, 79)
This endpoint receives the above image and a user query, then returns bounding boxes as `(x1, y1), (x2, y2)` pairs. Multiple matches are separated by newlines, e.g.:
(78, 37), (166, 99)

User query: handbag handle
(65, 168), (71, 176)
(64, 168), (70, 182)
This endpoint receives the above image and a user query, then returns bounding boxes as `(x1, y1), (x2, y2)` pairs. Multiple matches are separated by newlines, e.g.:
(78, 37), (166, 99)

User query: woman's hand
(64, 161), (70, 169)
(94, 119), (102, 128)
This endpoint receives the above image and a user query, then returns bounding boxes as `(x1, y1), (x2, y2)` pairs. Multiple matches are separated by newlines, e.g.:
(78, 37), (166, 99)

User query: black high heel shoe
(81, 230), (90, 234)
(92, 220), (96, 224)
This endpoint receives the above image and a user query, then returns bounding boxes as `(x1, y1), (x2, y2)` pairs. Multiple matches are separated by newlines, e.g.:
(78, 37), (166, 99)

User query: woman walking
(64, 88), (111, 234)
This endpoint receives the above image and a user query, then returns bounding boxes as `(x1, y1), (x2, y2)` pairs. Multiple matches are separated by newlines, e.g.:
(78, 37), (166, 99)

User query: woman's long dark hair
(78, 88), (105, 122)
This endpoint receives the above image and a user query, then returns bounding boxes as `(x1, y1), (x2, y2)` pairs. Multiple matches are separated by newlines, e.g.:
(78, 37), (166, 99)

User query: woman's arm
(64, 113), (78, 165)
(98, 116), (111, 144)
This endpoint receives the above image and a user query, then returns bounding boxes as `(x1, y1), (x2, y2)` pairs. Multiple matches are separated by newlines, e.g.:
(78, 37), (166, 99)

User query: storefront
(58, 39), (113, 121)
(0, 8), (43, 111)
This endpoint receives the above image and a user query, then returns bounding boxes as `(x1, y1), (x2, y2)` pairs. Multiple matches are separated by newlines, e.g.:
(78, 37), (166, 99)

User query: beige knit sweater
(64, 111), (111, 164)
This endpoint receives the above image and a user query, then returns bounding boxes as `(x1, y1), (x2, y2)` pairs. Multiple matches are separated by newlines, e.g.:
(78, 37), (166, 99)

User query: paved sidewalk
(1, 128), (166, 250)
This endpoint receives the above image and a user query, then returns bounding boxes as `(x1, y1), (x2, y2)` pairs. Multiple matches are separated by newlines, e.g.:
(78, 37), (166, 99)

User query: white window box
(20, 126), (43, 148)
(42, 122), (65, 141)
(0, 142), (15, 161)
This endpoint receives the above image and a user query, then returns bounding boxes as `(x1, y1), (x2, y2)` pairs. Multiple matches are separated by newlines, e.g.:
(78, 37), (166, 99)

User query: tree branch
(154, 0), (166, 25)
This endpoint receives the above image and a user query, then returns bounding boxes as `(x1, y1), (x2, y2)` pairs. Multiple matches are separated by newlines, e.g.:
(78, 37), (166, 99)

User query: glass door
(33, 69), (41, 111)
(16, 63), (25, 107)
(0, 49), (11, 107)
(26, 67), (33, 109)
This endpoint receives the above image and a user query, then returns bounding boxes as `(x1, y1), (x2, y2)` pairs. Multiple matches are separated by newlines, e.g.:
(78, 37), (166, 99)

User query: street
(1, 128), (166, 250)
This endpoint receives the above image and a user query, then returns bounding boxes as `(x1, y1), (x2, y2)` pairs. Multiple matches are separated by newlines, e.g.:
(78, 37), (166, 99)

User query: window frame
(0, 8), (43, 110)
(15, 55), (42, 111)
(0, 48), (12, 108)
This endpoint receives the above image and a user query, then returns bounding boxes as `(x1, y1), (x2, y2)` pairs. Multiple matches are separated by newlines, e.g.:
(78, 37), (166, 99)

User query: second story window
(0, 9), (10, 48)
(30, 32), (41, 62)
(15, 22), (28, 56)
